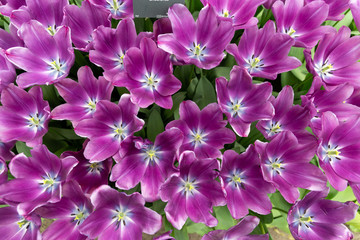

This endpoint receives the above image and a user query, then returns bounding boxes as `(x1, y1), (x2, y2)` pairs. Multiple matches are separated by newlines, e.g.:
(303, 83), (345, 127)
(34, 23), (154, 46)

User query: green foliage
(193, 76), (217, 109)
(147, 107), (164, 142)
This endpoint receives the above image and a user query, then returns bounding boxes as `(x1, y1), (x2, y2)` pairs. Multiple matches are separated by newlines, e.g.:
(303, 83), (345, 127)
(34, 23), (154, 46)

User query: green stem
(0, 15), (9, 25)
(273, 207), (289, 215)
(259, 222), (266, 234)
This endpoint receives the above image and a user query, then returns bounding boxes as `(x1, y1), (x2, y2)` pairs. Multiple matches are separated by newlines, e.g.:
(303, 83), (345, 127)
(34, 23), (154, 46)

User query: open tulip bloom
(0, 0), (360, 239)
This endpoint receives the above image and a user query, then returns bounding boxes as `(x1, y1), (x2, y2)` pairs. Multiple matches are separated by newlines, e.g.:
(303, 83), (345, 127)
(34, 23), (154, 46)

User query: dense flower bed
(0, 0), (360, 239)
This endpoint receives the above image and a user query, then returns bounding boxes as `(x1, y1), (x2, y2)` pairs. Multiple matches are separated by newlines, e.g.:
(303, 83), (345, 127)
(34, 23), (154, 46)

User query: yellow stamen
(321, 64), (333, 73)
(74, 212), (84, 221)
(185, 182), (194, 191)
(233, 176), (241, 183)
(117, 212), (126, 221)
(270, 124), (281, 132)
(300, 216), (312, 222)
(87, 100), (96, 110)
(43, 178), (55, 186)
(47, 26), (55, 35)
(194, 133), (202, 142)
(223, 10), (230, 18)
(250, 57), (260, 68)
(233, 104), (241, 112)
(271, 163), (282, 169)
(17, 219), (27, 228)
(327, 150), (340, 156)
(288, 28), (296, 37)
(146, 149), (156, 161)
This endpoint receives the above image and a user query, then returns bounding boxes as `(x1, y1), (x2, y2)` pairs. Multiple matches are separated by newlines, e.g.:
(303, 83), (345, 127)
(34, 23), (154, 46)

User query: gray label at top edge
(133, 0), (186, 18)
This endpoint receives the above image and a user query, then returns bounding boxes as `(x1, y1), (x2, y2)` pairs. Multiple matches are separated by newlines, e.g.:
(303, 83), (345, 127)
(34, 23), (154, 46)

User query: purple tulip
(166, 101), (236, 159)
(0, 205), (41, 240)
(226, 21), (301, 80)
(79, 185), (161, 240)
(153, 18), (172, 41)
(220, 146), (275, 219)
(0, 140), (15, 161)
(74, 94), (144, 162)
(113, 37), (182, 109)
(255, 131), (327, 203)
(0, 157), (7, 185)
(62, 144), (113, 194)
(288, 189), (358, 240)
(63, 0), (111, 52)
(200, 0), (266, 29)
(5, 20), (74, 88)
(10, 0), (68, 34)
(90, 18), (144, 81)
(0, 51), (16, 93)
(158, 4), (234, 70)
(51, 66), (113, 127)
(0, 0), (25, 16)
(317, 111), (360, 191)
(0, 84), (50, 147)
(304, 26), (360, 89)
(160, 151), (225, 229)
(0, 145), (78, 215)
(202, 216), (268, 240)
(350, 0), (360, 30)
(110, 128), (183, 202)
(305, 0), (350, 21)
(35, 181), (93, 240)
(302, 82), (360, 136)
(216, 66), (274, 137)
(89, 0), (133, 19)
(257, 86), (311, 139)
(272, 0), (333, 48)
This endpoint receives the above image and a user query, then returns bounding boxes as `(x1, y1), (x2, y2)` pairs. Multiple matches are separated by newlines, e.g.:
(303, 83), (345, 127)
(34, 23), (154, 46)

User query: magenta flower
(62, 144), (113, 194)
(36, 181), (93, 240)
(257, 86), (311, 139)
(317, 111), (360, 191)
(10, 0), (68, 34)
(0, 0), (25, 16)
(202, 216), (268, 240)
(166, 101), (236, 159)
(89, 0), (133, 19)
(220, 146), (275, 219)
(0, 84), (50, 147)
(255, 131), (327, 203)
(305, 0), (350, 21)
(0, 157), (7, 185)
(89, 18), (142, 81)
(110, 128), (183, 202)
(79, 185), (161, 240)
(160, 151), (225, 229)
(301, 82), (360, 136)
(113, 37), (182, 109)
(0, 140), (14, 161)
(216, 66), (274, 137)
(288, 189), (358, 240)
(0, 145), (78, 215)
(51, 66), (113, 127)
(0, 51), (16, 93)
(304, 26), (360, 89)
(227, 21), (301, 80)
(0, 205), (41, 240)
(63, 0), (111, 51)
(200, 0), (266, 29)
(272, 0), (333, 48)
(350, 0), (360, 30)
(74, 94), (144, 162)
(5, 20), (74, 88)
(158, 4), (234, 70)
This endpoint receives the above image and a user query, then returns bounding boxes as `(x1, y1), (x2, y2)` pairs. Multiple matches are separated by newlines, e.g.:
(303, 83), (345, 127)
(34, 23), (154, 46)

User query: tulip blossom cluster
(0, 0), (359, 239)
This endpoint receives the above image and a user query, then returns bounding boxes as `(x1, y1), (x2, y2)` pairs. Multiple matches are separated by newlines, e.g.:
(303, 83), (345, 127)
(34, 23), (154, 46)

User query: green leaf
(186, 77), (199, 99)
(325, 184), (338, 200)
(332, 10), (353, 30)
(15, 141), (32, 157)
(47, 127), (83, 140)
(332, 186), (357, 202)
(193, 76), (217, 109)
(164, 91), (186, 120)
(347, 212), (360, 233)
(186, 221), (212, 235)
(270, 191), (292, 213)
(147, 108), (164, 142)
(214, 206), (237, 230)
(233, 141), (246, 154)
(212, 66), (232, 80)
(150, 200), (167, 215)
(173, 226), (189, 240)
